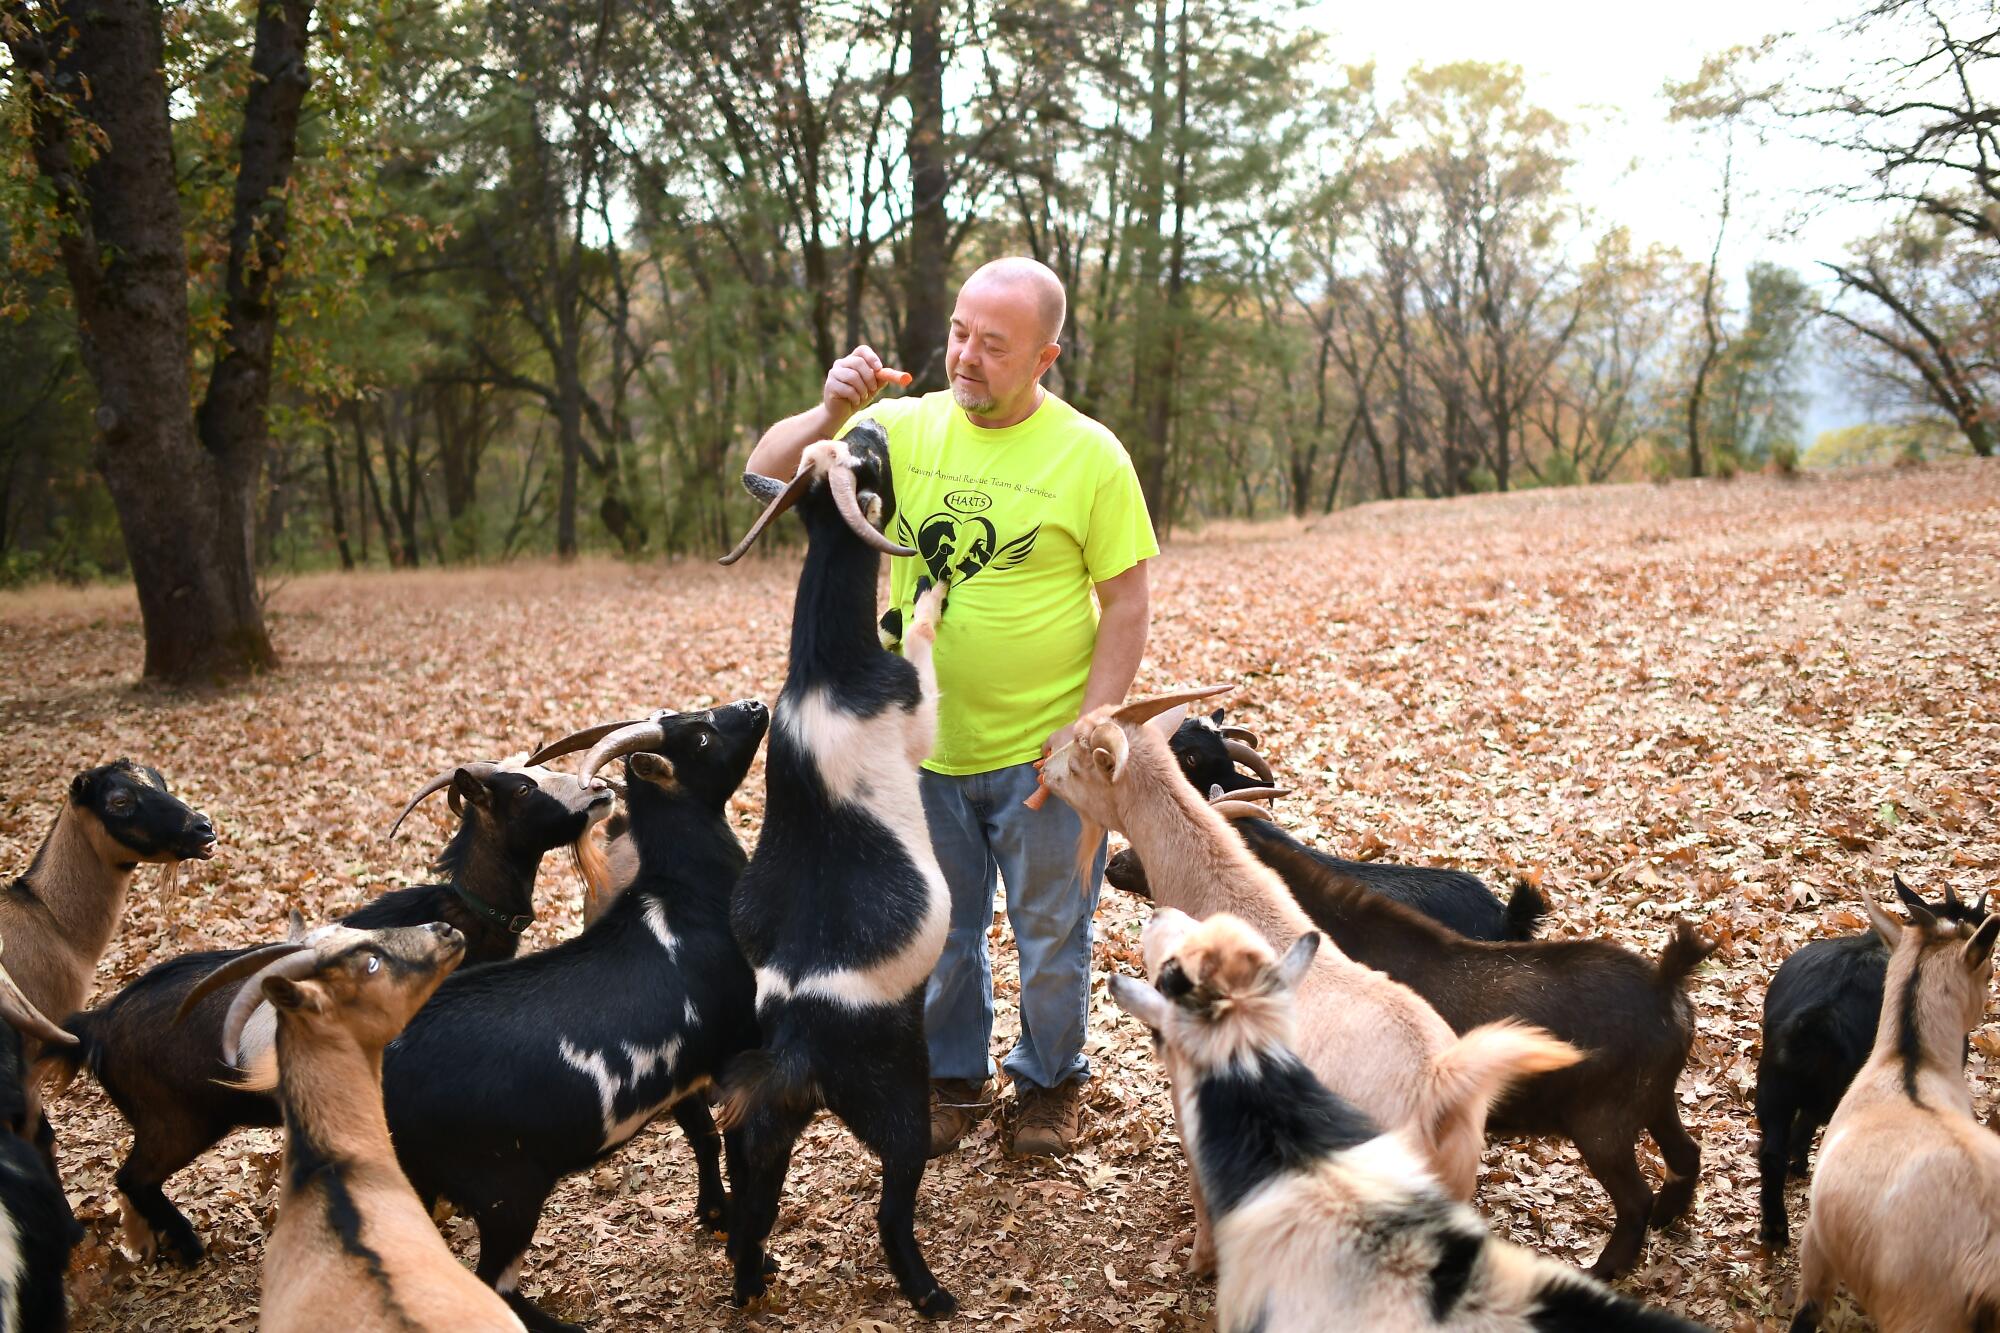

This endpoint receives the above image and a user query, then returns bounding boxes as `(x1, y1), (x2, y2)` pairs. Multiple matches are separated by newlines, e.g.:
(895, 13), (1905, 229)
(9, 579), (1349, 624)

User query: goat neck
(787, 499), (892, 684)
(7, 805), (137, 1018)
(274, 1017), (397, 1180)
(430, 809), (538, 931)
(1112, 727), (1316, 949)
(1869, 918), (1987, 1114)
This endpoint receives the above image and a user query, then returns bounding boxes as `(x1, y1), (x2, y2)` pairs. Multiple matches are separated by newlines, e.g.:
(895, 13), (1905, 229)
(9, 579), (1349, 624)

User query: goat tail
(714, 1042), (817, 1134)
(1655, 919), (1718, 990)
(1420, 1021), (1581, 1154)
(1503, 878), (1549, 940)
(35, 1012), (97, 1099)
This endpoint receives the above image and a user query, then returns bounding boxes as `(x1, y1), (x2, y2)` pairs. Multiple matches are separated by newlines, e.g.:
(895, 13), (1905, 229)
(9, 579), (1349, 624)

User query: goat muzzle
(384, 760), (501, 841)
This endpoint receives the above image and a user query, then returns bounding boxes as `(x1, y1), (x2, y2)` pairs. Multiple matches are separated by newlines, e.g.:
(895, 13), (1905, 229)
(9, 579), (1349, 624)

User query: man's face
(946, 279), (1054, 419)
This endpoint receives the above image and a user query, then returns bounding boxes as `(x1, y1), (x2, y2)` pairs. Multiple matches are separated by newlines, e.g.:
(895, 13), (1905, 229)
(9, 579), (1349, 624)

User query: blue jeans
(920, 760), (1106, 1091)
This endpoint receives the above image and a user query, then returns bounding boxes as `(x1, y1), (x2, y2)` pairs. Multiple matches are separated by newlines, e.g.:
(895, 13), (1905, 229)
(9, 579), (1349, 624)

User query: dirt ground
(4, 459), (1996, 1332)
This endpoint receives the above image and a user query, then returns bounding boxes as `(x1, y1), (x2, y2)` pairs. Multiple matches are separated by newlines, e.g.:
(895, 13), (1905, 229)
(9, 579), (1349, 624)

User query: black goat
(1756, 873), (1990, 1249)
(1167, 711), (1544, 940)
(1107, 813), (1715, 1277)
(1, 1023), (80, 1332)
(340, 702), (769, 1332)
(44, 762), (610, 1266)
(715, 427), (957, 1319)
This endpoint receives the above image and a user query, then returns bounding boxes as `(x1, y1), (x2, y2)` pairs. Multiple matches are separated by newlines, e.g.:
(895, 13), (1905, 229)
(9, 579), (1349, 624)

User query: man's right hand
(823, 345), (912, 426)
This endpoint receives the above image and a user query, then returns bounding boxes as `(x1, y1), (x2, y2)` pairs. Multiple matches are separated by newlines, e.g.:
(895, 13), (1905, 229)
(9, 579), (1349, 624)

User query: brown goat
(1790, 893), (2000, 1333)
(184, 922), (524, 1332)
(1041, 686), (1573, 1267)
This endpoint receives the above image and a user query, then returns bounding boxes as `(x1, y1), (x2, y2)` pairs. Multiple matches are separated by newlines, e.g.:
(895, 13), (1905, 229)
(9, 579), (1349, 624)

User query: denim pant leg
(920, 769), (1002, 1083)
(986, 761), (1105, 1091)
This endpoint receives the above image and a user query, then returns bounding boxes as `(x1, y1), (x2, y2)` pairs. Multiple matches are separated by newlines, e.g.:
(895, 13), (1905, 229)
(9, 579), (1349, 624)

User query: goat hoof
(1759, 1224), (1789, 1253)
(914, 1286), (959, 1320)
(1650, 1186), (1696, 1230)
(694, 1203), (727, 1236)
(164, 1232), (205, 1268)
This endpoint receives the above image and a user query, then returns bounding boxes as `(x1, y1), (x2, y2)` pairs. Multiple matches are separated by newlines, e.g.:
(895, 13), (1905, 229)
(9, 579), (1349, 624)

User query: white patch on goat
(496, 1257), (523, 1295)
(0, 1186), (23, 1333)
(560, 1040), (621, 1142)
(643, 899), (679, 957)
(683, 997), (700, 1028)
(562, 1036), (691, 1148)
(236, 1006), (281, 1094)
(761, 687), (950, 1009)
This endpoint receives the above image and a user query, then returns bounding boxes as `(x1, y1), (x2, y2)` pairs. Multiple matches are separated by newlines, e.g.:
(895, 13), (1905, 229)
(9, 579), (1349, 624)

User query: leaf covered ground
(5, 460), (1997, 1332)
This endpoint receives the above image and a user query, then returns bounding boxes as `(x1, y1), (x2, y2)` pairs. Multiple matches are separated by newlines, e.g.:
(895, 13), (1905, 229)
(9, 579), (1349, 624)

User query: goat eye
(699, 734), (710, 747)
(366, 956), (381, 975)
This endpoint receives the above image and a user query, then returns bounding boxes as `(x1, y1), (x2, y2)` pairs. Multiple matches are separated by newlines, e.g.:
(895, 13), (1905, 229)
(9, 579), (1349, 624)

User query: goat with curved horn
(383, 761), (500, 841)
(720, 445), (919, 566)
(1224, 738), (1275, 785)
(1207, 784), (1290, 822)
(719, 470), (816, 565)
(828, 464), (917, 557)
(0, 935), (74, 1048)
(1220, 723), (1260, 747)
(527, 719), (652, 768)
(1111, 683), (1236, 727)
(176, 940), (331, 1066)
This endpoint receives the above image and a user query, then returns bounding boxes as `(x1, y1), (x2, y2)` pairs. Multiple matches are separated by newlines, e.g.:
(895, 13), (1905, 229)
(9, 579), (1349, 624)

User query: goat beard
(157, 858), (182, 909)
(1073, 815), (1106, 899)
(572, 827), (614, 926)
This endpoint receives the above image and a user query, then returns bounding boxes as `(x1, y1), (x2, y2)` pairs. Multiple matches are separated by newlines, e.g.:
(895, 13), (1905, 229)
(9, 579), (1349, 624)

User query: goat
(1108, 797), (1716, 1277)
(1, 1016), (80, 1332)
(1790, 890), (2000, 1333)
(5, 760), (213, 1180)
(713, 427), (957, 1319)
(1041, 684), (1575, 1271)
(185, 922), (523, 1331)
(1107, 911), (1705, 1333)
(43, 761), (610, 1266)
(1166, 710), (1545, 940)
(245, 702), (767, 1333)
(1757, 873), (1990, 1249)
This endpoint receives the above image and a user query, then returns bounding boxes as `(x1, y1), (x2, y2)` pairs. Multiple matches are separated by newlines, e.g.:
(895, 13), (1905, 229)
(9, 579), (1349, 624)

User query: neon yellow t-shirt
(844, 390), (1158, 776)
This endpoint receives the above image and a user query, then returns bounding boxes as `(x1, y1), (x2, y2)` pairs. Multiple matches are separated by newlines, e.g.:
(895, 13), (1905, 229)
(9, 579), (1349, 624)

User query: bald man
(749, 257), (1157, 1157)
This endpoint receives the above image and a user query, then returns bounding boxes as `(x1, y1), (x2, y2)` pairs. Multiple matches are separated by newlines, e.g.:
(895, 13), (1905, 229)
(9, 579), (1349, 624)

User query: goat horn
(178, 941), (310, 1025)
(0, 938), (73, 1048)
(218, 952), (323, 1068)
(384, 761), (500, 841)
(1224, 739), (1276, 784)
(719, 469), (816, 565)
(528, 719), (653, 768)
(1112, 684), (1235, 727)
(1210, 785), (1288, 806)
(1210, 799), (1281, 822)
(580, 720), (669, 782)
(1219, 724), (1260, 747)
(828, 462), (918, 557)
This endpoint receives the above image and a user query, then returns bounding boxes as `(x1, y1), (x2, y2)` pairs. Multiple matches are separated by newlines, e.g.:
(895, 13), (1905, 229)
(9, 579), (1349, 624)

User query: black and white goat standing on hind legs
(715, 425), (959, 1319)
(1109, 910), (1712, 1333)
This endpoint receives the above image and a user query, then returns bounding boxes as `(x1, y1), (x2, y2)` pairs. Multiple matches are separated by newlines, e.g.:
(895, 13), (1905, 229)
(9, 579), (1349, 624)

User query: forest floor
(5, 458), (1998, 1332)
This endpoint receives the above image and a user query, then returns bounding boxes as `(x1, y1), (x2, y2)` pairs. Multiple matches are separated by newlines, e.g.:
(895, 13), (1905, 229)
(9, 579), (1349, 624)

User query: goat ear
(628, 752), (678, 788)
(1146, 704), (1188, 739)
(743, 472), (788, 503)
(285, 909), (308, 943)
(1864, 897), (1904, 950)
(1963, 916), (2000, 973)
(1894, 874), (1931, 915)
(1108, 973), (1171, 1033)
(1090, 725), (1129, 782)
(262, 975), (325, 1015)
(450, 768), (492, 811)
(1275, 932), (1320, 991)
(1209, 709), (1225, 725)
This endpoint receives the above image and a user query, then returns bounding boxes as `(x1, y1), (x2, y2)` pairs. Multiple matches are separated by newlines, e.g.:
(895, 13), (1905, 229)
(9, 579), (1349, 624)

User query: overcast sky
(1310, 0), (1878, 433)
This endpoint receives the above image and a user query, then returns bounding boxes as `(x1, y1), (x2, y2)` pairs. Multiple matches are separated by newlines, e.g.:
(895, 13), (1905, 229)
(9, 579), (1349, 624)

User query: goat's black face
(841, 419), (899, 528)
(462, 770), (612, 857)
(1170, 711), (1254, 796)
(69, 760), (216, 864)
(622, 700), (770, 810)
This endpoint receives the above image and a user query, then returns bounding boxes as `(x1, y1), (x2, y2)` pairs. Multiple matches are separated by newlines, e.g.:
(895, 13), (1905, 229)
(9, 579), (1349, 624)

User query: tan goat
(1790, 892), (2000, 1333)
(1041, 685), (1575, 1265)
(185, 922), (523, 1333)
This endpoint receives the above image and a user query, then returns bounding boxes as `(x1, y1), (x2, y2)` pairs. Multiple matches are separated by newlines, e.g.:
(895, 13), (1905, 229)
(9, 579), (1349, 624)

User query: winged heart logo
(895, 492), (1039, 588)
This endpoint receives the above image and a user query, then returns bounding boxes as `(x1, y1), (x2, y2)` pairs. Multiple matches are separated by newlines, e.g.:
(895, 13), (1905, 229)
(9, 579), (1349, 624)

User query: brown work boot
(1009, 1079), (1085, 1157)
(928, 1078), (995, 1158)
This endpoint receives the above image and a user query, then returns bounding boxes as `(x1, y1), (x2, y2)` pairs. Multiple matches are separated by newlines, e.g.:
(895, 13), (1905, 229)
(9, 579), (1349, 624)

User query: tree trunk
(1687, 143), (1733, 480)
(4, 0), (302, 680)
(899, 0), (950, 391)
(320, 427), (354, 570)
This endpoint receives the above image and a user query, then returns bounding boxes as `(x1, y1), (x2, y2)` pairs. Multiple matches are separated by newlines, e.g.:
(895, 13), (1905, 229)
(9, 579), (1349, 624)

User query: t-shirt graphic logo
(896, 488), (1039, 587)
